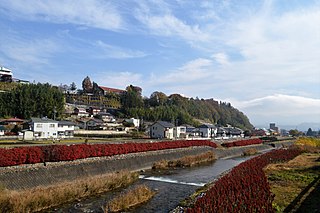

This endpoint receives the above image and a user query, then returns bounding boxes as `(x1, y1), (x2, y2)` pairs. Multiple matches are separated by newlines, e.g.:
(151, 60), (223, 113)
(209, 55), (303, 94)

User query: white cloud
(93, 71), (142, 89)
(0, 0), (123, 31)
(0, 37), (59, 66)
(95, 41), (147, 59)
(151, 58), (213, 85)
(229, 94), (320, 125)
(212, 53), (229, 65)
(134, 2), (210, 43)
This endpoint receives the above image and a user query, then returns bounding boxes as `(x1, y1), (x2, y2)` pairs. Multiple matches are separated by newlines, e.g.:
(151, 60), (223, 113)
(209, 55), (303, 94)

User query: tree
(70, 82), (77, 91)
(149, 91), (167, 106)
(306, 128), (313, 136)
(82, 76), (93, 93)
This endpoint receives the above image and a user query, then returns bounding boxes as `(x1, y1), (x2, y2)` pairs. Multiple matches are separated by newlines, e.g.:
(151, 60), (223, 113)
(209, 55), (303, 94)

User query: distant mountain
(279, 123), (320, 132)
(255, 122), (320, 132)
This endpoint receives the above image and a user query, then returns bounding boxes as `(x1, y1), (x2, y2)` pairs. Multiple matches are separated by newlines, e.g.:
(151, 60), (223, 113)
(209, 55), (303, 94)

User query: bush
(222, 138), (262, 148)
(186, 148), (302, 212)
(0, 140), (217, 167)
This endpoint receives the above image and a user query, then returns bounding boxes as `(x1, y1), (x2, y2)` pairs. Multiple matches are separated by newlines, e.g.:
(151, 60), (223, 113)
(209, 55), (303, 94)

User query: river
(46, 155), (255, 213)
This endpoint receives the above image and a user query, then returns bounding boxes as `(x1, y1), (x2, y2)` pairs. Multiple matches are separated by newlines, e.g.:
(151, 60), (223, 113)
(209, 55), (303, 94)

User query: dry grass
(265, 153), (320, 212)
(243, 148), (258, 156)
(152, 151), (216, 169)
(295, 137), (320, 147)
(104, 185), (155, 212)
(0, 171), (139, 213)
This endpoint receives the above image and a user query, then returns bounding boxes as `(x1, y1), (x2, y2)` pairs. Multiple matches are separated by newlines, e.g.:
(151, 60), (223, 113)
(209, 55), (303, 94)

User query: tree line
(0, 83), (64, 119)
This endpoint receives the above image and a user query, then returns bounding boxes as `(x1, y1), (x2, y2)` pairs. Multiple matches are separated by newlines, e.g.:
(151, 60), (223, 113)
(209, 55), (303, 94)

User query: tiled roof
(155, 121), (174, 128)
(31, 117), (58, 123)
(199, 123), (216, 128)
(99, 86), (125, 93)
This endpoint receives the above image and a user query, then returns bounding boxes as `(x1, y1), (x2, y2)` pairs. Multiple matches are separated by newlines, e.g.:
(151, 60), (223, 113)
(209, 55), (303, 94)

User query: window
(49, 124), (55, 128)
(36, 124), (42, 128)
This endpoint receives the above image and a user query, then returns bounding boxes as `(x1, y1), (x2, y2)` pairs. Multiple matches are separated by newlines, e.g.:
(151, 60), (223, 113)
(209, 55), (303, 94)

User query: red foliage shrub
(0, 140), (217, 167)
(186, 148), (302, 213)
(222, 138), (263, 148)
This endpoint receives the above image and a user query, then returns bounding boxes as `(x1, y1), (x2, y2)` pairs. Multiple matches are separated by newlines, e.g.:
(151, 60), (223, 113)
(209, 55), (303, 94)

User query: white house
(30, 117), (59, 139)
(150, 121), (174, 139)
(173, 126), (187, 138)
(0, 126), (5, 136)
(73, 107), (89, 117)
(125, 118), (140, 128)
(58, 121), (75, 138)
(199, 124), (217, 138)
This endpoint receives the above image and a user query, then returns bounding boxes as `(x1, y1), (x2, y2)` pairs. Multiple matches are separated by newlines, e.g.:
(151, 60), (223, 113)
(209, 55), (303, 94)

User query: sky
(0, 0), (319, 127)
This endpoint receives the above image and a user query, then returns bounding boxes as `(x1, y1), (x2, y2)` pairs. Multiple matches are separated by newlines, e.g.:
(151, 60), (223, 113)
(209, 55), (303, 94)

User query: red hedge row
(186, 148), (302, 213)
(0, 140), (217, 167)
(222, 138), (263, 148)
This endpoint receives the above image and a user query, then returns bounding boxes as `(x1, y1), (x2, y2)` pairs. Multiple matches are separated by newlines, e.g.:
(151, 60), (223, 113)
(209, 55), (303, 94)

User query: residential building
(269, 123), (279, 134)
(0, 66), (13, 82)
(73, 107), (89, 117)
(150, 121), (174, 139)
(173, 126), (187, 138)
(223, 127), (244, 138)
(0, 126), (5, 136)
(125, 118), (140, 128)
(86, 118), (104, 130)
(98, 86), (126, 96)
(58, 121), (75, 138)
(0, 117), (24, 125)
(30, 117), (59, 139)
(88, 107), (101, 116)
(97, 112), (115, 122)
(199, 123), (217, 138)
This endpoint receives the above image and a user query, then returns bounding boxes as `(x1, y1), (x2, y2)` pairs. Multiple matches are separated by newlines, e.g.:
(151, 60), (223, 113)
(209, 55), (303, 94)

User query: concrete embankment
(0, 141), (293, 190)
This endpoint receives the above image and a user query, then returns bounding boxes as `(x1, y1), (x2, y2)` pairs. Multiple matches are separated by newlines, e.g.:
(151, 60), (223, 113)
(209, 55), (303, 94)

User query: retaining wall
(0, 141), (294, 190)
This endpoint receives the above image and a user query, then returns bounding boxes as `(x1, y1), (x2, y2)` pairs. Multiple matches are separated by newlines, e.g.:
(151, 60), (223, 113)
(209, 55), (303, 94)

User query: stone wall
(0, 147), (212, 190)
(0, 141), (294, 191)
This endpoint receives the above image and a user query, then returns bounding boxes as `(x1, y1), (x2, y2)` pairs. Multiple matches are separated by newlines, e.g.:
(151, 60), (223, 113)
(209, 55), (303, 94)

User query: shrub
(186, 148), (302, 212)
(0, 140), (217, 167)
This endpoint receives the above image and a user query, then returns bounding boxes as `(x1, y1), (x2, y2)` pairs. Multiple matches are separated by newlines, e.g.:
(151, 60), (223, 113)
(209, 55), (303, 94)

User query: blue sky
(0, 0), (319, 127)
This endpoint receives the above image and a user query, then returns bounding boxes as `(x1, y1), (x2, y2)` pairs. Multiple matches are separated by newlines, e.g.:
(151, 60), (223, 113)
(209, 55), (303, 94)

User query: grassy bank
(265, 153), (320, 212)
(0, 171), (138, 213)
(104, 185), (155, 212)
(152, 151), (216, 169)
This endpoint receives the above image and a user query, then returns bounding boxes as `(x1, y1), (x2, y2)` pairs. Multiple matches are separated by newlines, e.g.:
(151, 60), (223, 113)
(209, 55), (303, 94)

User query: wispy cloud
(150, 58), (213, 85)
(134, 1), (210, 44)
(95, 41), (147, 59)
(93, 71), (142, 89)
(0, 36), (59, 66)
(0, 0), (123, 31)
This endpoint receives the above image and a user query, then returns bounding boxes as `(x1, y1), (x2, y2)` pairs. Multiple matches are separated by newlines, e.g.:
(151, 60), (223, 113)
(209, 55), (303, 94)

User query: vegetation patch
(152, 151), (216, 169)
(265, 153), (320, 212)
(104, 184), (155, 212)
(179, 148), (302, 212)
(243, 148), (258, 156)
(0, 171), (138, 213)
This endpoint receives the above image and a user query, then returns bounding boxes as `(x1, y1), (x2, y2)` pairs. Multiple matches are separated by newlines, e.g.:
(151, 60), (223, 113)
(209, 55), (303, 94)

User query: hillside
(121, 91), (254, 130)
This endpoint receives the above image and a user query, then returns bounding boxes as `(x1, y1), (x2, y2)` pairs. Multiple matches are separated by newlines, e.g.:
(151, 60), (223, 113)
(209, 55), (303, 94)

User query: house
(30, 117), (59, 139)
(97, 112), (116, 122)
(0, 117), (24, 125)
(150, 121), (174, 139)
(98, 86), (126, 96)
(88, 107), (101, 116)
(199, 123), (217, 138)
(73, 107), (89, 117)
(0, 126), (5, 136)
(125, 118), (140, 128)
(86, 118), (104, 130)
(224, 127), (244, 138)
(173, 126), (187, 138)
(58, 121), (75, 138)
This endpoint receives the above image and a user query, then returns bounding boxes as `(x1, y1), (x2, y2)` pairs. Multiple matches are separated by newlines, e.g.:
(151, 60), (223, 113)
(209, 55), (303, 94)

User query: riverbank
(0, 141), (294, 190)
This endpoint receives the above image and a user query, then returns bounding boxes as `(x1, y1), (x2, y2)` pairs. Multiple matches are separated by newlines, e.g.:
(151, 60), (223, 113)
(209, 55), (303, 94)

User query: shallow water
(46, 155), (254, 213)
